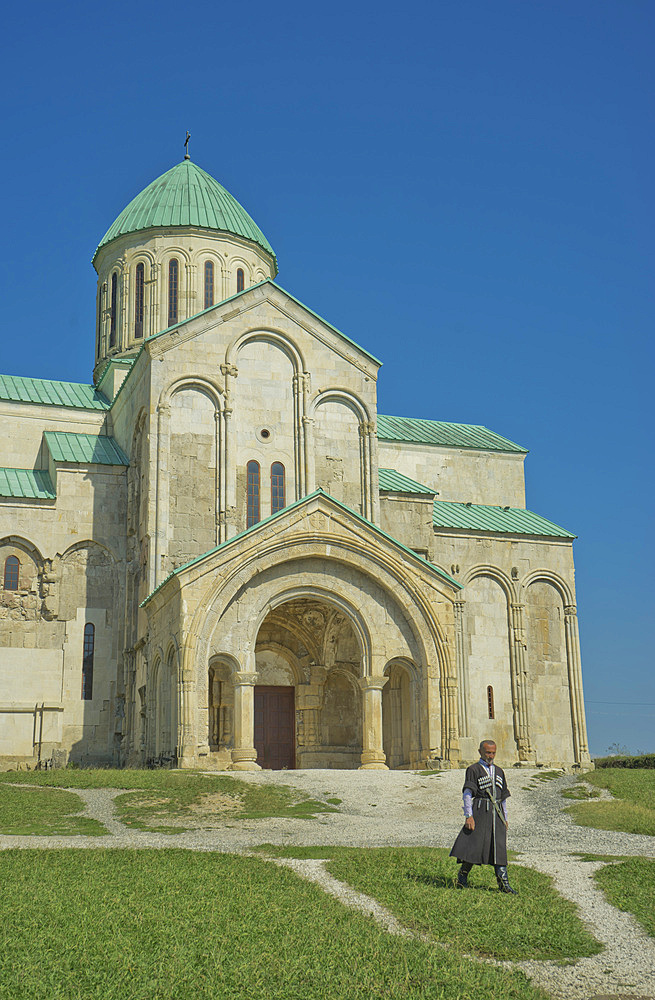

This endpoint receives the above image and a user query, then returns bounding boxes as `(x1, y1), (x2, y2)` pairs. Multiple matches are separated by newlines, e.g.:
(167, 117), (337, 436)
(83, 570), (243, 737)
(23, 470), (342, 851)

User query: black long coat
(449, 762), (510, 866)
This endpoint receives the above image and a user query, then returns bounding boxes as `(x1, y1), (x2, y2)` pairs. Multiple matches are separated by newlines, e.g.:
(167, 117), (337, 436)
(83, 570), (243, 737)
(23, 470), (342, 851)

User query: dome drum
(93, 160), (277, 376)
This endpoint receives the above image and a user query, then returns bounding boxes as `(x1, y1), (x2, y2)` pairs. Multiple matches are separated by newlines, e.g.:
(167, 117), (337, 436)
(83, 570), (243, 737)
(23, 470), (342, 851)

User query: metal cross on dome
(184, 131), (191, 160)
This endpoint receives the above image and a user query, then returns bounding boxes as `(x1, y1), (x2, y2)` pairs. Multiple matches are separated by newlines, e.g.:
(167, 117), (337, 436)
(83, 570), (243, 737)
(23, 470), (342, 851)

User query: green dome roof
(94, 159), (276, 264)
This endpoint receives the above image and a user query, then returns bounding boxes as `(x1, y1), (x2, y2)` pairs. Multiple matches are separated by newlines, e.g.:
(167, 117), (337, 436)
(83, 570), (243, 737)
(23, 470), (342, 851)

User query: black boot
(495, 865), (517, 894)
(456, 863), (472, 888)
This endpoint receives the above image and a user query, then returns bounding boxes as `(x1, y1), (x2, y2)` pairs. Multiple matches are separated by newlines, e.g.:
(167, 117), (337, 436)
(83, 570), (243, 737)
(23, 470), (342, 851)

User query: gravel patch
(1, 767), (654, 999)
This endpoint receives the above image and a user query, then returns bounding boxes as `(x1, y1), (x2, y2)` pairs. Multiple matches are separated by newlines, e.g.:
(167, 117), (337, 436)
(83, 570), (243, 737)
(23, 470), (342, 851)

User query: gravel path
(2, 768), (654, 999)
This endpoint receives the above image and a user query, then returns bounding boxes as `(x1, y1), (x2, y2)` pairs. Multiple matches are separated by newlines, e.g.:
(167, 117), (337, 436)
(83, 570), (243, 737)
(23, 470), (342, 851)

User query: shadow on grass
(405, 871), (455, 890)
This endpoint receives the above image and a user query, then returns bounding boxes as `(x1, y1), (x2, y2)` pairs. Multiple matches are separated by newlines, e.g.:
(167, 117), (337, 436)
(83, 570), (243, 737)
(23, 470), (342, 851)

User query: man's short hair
(479, 740), (497, 750)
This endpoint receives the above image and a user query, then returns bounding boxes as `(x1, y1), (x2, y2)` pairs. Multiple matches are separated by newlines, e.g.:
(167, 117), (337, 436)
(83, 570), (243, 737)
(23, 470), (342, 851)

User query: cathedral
(0, 155), (591, 771)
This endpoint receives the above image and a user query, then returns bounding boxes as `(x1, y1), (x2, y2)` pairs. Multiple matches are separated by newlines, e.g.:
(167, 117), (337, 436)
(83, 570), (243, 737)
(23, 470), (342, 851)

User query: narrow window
(204, 260), (214, 309)
(487, 685), (495, 720)
(236, 268), (244, 293)
(271, 462), (285, 514)
(3, 555), (19, 591)
(134, 263), (144, 338)
(82, 623), (95, 700)
(168, 258), (179, 325)
(247, 460), (260, 527)
(109, 272), (118, 347)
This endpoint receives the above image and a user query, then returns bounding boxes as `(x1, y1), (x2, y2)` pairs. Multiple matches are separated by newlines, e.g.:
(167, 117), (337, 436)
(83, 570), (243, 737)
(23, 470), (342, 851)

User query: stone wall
(378, 439), (526, 507)
(0, 451), (126, 767)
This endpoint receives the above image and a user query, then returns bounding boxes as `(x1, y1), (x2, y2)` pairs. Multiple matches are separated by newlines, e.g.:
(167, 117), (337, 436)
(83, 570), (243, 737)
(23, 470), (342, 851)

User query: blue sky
(1, 1), (652, 754)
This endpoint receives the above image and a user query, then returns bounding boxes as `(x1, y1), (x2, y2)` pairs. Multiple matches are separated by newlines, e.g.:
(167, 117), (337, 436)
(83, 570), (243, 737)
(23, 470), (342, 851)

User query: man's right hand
(465, 816), (475, 831)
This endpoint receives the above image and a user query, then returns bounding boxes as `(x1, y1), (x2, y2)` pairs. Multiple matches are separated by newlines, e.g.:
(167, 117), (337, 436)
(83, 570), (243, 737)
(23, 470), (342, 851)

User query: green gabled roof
(377, 414), (527, 453)
(142, 488), (460, 606)
(432, 500), (574, 538)
(0, 468), (55, 500)
(378, 468), (436, 494)
(0, 374), (111, 411)
(44, 432), (129, 466)
(94, 159), (276, 266)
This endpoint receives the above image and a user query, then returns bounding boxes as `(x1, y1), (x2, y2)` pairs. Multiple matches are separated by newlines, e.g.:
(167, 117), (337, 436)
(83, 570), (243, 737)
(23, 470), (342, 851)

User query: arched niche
(525, 579), (574, 764)
(208, 659), (234, 753)
(0, 536), (42, 593)
(313, 394), (366, 514)
(58, 541), (117, 624)
(168, 385), (218, 567)
(233, 336), (296, 523)
(462, 573), (515, 761)
(320, 668), (362, 768)
(383, 659), (416, 768)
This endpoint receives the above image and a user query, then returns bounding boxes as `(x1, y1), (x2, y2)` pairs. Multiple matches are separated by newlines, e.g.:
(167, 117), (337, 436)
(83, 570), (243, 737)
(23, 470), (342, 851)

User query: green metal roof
(377, 414), (527, 453)
(0, 468), (55, 500)
(44, 432), (129, 466)
(142, 488), (460, 606)
(94, 159), (276, 266)
(432, 500), (574, 538)
(0, 374), (111, 411)
(378, 468), (436, 494)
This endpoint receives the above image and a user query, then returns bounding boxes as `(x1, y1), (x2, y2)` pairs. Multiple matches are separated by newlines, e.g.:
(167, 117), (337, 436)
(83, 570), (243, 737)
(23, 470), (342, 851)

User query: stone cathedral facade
(0, 157), (591, 771)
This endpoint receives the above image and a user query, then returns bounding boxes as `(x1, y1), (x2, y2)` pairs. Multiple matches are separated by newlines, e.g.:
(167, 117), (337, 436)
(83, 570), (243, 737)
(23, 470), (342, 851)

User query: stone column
(220, 364), (238, 524)
(564, 605), (591, 766)
(214, 410), (225, 545)
(366, 420), (380, 524)
(509, 603), (535, 762)
(358, 675), (389, 769)
(231, 671), (261, 770)
(358, 421), (376, 522)
(98, 282), (107, 358)
(123, 649), (135, 759)
(301, 372), (312, 496)
(442, 675), (460, 764)
(153, 401), (170, 590)
(149, 261), (160, 337)
(184, 262), (197, 321)
(453, 599), (468, 739)
(176, 648), (197, 768)
(120, 263), (129, 350)
(292, 373), (304, 498)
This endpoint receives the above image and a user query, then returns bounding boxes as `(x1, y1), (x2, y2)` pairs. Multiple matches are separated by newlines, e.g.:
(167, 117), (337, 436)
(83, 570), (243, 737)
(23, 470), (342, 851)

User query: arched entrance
(252, 597), (364, 769)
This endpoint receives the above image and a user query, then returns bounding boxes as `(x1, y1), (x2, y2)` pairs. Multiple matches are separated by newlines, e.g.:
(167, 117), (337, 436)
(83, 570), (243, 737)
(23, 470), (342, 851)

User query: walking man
(450, 739), (517, 893)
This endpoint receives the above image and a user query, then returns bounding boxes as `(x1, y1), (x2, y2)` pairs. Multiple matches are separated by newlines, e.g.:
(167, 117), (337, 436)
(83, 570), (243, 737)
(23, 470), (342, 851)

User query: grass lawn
(594, 857), (655, 938)
(0, 784), (106, 836)
(0, 770), (337, 831)
(253, 845), (601, 962)
(0, 849), (549, 1000)
(563, 768), (655, 836)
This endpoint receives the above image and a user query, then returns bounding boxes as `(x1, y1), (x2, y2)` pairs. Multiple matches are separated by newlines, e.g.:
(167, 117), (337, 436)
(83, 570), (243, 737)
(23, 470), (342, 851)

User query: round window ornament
(257, 427), (273, 443)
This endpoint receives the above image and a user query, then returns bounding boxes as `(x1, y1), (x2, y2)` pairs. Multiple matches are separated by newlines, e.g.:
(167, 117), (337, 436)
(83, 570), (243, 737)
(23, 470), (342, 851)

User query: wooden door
(254, 686), (295, 769)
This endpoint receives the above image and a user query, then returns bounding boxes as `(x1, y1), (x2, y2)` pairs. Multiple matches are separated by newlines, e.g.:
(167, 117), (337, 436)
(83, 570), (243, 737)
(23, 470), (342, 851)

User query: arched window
(134, 263), (144, 338)
(204, 261), (214, 309)
(487, 685), (495, 720)
(109, 272), (118, 347)
(3, 555), (19, 591)
(82, 623), (95, 700)
(271, 462), (285, 514)
(247, 460), (260, 527)
(168, 258), (179, 326)
(236, 268), (245, 293)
